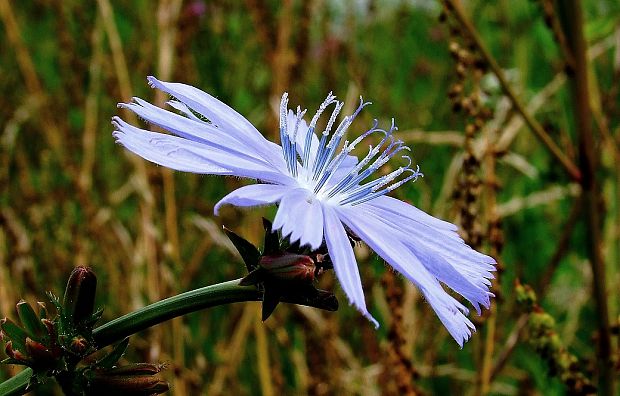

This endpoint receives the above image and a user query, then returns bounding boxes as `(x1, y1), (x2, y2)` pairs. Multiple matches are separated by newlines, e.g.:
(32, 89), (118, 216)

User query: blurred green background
(1, 0), (619, 395)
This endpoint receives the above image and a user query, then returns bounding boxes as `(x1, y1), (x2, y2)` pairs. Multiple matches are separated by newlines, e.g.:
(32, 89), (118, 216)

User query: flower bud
(63, 266), (97, 325)
(25, 337), (56, 368)
(41, 318), (57, 340)
(37, 302), (48, 319)
(5, 341), (30, 363)
(68, 335), (90, 355)
(104, 362), (167, 376)
(1, 318), (28, 352)
(259, 253), (316, 282)
(87, 364), (169, 395)
(16, 300), (46, 339)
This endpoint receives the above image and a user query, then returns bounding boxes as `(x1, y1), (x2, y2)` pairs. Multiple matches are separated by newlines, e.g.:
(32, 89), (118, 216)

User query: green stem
(0, 279), (261, 395)
(93, 279), (260, 347)
(0, 369), (32, 396)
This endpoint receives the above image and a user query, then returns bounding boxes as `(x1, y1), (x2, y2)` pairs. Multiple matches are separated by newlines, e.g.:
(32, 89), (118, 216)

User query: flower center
(279, 93), (423, 206)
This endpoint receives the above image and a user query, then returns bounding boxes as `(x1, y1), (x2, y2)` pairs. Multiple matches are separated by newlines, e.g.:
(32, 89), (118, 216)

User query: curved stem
(93, 279), (260, 347)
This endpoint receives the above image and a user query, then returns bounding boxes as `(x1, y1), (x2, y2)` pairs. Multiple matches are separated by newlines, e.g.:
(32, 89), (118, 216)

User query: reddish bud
(6, 341), (29, 363)
(88, 365), (170, 395)
(104, 362), (167, 376)
(25, 337), (56, 367)
(69, 336), (90, 355)
(259, 253), (316, 282)
(63, 266), (97, 325)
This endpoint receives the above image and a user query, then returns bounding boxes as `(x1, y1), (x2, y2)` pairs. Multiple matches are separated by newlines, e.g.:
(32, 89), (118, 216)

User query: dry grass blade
(0, 0), (64, 157)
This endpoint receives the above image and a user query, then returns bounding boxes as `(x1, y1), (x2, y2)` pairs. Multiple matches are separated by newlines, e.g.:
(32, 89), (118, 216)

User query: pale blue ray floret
(113, 77), (497, 347)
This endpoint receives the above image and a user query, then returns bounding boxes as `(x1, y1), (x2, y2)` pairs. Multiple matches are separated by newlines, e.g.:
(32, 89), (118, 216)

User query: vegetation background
(0, 0), (619, 394)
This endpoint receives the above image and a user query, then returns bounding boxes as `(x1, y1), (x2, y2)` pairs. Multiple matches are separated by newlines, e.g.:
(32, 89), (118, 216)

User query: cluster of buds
(225, 218), (338, 321)
(515, 281), (596, 394)
(71, 338), (169, 395)
(0, 266), (99, 373)
(1, 267), (169, 395)
(1, 300), (61, 371)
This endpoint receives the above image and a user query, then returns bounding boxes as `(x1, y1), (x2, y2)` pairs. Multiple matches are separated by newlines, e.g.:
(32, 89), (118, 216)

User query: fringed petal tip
(447, 308), (476, 348)
(111, 131), (123, 145)
(365, 312), (380, 329)
(346, 297), (380, 329)
(111, 118), (125, 139)
(146, 75), (159, 88)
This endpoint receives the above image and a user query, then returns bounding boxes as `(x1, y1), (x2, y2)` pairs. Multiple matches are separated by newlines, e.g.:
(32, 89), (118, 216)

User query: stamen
(309, 92), (337, 130)
(322, 101), (344, 136)
(336, 157), (411, 205)
(369, 157), (413, 193)
(279, 93), (289, 138)
(345, 166), (424, 206)
(292, 106), (307, 142)
(327, 98), (371, 150)
(324, 132), (396, 198)
(301, 93), (338, 172)
(279, 93), (295, 176)
(313, 141), (352, 194)
(279, 92), (422, 207)
(289, 107), (307, 178)
(312, 99), (369, 182)
(311, 134), (329, 177)
(348, 119), (381, 150)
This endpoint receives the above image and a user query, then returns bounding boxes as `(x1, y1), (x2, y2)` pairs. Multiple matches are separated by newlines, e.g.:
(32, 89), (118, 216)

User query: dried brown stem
(537, 194), (583, 293)
(443, 0), (582, 182)
(79, 15), (104, 192)
(381, 271), (420, 396)
(155, 0), (184, 393)
(0, 0), (64, 158)
(539, 0), (576, 72)
(558, 2), (614, 394)
(478, 124), (503, 395)
(489, 314), (528, 381)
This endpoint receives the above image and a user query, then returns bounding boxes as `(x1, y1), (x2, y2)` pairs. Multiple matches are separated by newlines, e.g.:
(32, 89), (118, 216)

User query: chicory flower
(113, 77), (496, 346)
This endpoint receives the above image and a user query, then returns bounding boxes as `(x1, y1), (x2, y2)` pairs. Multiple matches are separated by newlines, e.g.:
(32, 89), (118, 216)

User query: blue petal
(323, 205), (379, 328)
(361, 201), (496, 289)
(298, 198), (324, 249)
(147, 76), (262, 140)
(406, 241), (492, 315)
(113, 117), (232, 175)
(359, 204), (493, 315)
(166, 100), (203, 122)
(338, 207), (476, 346)
(113, 117), (295, 185)
(120, 97), (284, 170)
(214, 184), (291, 215)
(146, 76), (284, 165)
(370, 196), (459, 232)
(271, 189), (324, 250)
